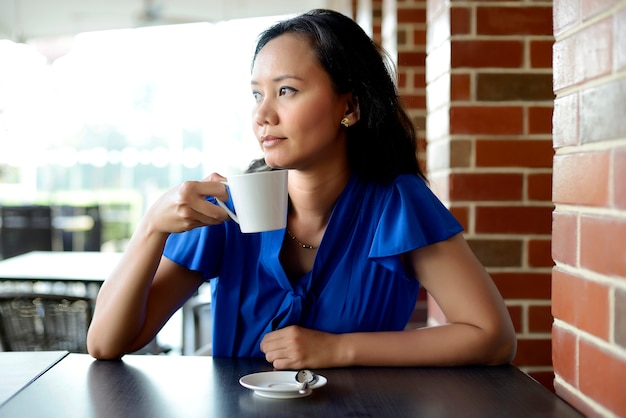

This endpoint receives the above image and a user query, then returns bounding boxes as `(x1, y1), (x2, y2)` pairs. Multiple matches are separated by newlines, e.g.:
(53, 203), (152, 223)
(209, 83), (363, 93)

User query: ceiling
(0, 0), (351, 42)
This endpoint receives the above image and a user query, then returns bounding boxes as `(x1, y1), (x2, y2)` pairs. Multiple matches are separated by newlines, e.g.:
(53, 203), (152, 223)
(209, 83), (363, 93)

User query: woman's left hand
(260, 325), (340, 369)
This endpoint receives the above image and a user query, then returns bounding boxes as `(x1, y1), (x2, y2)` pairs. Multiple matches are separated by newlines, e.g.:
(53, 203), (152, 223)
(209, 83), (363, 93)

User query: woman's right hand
(143, 172), (232, 235)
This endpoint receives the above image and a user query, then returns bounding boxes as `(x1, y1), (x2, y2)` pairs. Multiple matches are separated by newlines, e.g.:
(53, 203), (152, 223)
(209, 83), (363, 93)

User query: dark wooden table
(0, 351), (68, 406)
(0, 353), (582, 418)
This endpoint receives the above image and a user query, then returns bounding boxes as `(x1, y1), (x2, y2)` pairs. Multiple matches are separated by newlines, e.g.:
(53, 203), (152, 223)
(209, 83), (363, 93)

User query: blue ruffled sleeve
(163, 223), (225, 281)
(368, 175), (463, 273)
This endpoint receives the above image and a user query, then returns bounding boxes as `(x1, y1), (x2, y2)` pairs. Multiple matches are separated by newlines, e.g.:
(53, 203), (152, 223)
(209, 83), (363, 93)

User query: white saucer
(239, 371), (327, 399)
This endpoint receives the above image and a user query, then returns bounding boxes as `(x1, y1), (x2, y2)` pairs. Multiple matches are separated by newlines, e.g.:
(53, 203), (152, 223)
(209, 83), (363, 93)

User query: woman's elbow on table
(86, 330), (126, 360)
(484, 320), (518, 366)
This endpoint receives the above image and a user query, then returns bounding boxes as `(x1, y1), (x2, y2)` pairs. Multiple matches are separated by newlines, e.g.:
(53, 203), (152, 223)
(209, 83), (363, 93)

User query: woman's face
(250, 34), (351, 170)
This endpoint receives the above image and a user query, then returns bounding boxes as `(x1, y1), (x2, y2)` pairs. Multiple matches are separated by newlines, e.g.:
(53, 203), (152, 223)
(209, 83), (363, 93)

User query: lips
(261, 135), (285, 147)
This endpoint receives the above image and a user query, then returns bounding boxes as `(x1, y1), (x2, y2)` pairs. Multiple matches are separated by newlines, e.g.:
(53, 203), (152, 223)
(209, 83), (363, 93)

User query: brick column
(552, 1), (626, 416)
(396, 0), (427, 172)
(425, 1), (555, 389)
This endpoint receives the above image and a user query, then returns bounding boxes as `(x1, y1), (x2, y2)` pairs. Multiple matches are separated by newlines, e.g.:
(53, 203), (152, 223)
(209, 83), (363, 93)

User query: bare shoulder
(406, 233), (505, 320)
(407, 233), (482, 279)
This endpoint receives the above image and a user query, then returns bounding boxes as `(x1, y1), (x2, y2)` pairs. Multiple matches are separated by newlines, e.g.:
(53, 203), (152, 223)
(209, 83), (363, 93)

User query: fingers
(261, 328), (292, 368)
(203, 172), (227, 183)
(183, 173), (230, 202)
(260, 326), (311, 369)
(146, 174), (233, 234)
(265, 348), (307, 370)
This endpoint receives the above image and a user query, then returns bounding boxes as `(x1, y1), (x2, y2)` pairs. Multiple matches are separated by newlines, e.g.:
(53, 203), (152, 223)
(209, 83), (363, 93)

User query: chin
(263, 156), (281, 169)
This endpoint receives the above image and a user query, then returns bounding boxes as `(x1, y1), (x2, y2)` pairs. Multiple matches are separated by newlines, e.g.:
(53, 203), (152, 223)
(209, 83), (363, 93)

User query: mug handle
(215, 181), (239, 224)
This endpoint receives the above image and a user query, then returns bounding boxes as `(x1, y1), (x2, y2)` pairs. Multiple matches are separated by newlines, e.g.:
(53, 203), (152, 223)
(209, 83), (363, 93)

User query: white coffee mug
(216, 170), (288, 233)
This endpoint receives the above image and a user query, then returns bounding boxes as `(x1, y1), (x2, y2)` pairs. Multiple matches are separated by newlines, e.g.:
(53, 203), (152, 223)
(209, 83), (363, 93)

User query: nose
(253, 97), (278, 126)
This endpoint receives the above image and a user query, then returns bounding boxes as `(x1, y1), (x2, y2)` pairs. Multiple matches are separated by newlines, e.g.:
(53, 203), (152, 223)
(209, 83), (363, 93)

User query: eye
(278, 86), (297, 97)
(252, 90), (262, 102)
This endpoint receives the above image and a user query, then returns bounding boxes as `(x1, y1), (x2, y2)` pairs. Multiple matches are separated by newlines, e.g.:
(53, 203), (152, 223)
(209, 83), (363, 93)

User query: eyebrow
(251, 74), (304, 85)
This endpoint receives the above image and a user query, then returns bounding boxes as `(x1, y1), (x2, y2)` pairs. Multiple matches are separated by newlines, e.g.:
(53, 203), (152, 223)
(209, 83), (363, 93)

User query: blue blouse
(163, 174), (463, 358)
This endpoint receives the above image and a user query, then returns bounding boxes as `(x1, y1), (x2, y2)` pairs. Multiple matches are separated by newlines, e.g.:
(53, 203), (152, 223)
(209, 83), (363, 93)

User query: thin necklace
(286, 229), (318, 250)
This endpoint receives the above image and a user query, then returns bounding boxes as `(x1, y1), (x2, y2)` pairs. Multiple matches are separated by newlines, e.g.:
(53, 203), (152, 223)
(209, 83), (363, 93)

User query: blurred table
(0, 353), (583, 418)
(0, 351), (68, 406)
(0, 251), (122, 297)
(0, 251), (121, 283)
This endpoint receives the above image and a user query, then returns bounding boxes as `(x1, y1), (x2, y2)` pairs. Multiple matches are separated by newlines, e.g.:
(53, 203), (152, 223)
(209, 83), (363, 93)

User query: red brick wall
(552, 0), (626, 416)
(424, 0), (555, 390)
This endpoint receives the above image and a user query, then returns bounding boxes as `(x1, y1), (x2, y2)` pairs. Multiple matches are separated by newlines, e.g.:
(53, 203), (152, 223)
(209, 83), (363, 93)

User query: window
(0, 16), (286, 247)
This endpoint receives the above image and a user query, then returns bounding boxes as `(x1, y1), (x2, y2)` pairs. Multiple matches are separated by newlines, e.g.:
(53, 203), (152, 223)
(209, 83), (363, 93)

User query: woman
(87, 9), (516, 368)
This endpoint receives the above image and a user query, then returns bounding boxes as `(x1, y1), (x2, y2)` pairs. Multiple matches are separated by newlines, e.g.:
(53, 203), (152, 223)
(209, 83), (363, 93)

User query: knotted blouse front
(163, 174), (463, 357)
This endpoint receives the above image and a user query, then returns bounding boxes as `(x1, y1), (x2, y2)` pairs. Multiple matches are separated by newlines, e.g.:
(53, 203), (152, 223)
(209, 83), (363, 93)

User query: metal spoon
(295, 369), (318, 394)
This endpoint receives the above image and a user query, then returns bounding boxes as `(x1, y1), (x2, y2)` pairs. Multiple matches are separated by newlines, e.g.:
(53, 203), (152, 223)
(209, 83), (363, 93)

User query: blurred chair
(0, 205), (53, 260)
(191, 299), (212, 355)
(52, 205), (102, 252)
(0, 293), (92, 352)
(182, 288), (213, 356)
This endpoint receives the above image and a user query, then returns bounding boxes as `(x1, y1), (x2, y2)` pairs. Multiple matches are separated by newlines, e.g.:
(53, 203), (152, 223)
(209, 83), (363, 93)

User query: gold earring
(341, 117), (350, 127)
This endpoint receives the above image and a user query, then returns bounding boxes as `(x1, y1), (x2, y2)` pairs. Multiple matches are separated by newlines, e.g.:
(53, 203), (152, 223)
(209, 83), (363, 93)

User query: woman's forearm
(87, 178), (230, 359)
(86, 221), (170, 359)
(338, 322), (516, 367)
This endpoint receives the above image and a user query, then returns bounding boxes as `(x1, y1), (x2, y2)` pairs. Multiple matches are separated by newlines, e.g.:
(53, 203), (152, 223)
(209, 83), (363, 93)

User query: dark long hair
(252, 9), (425, 183)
